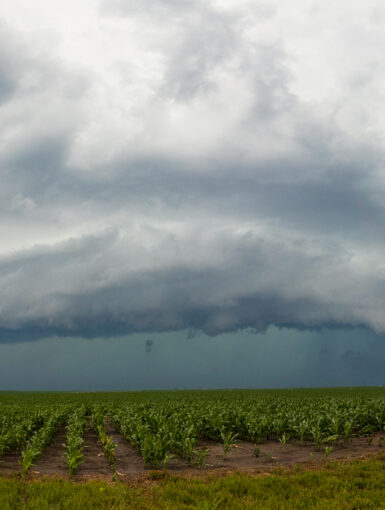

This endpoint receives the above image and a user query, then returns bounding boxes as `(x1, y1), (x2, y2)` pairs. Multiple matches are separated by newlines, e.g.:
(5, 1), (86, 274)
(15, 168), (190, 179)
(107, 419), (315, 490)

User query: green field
(1, 388), (385, 508)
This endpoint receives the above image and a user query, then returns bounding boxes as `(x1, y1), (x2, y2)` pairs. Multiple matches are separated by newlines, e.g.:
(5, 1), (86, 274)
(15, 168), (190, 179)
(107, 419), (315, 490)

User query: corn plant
(97, 425), (116, 468)
(0, 412), (47, 456)
(175, 435), (196, 462)
(324, 446), (333, 458)
(113, 409), (173, 468)
(343, 421), (353, 447)
(20, 411), (64, 474)
(293, 420), (309, 445)
(194, 448), (209, 469)
(279, 433), (290, 449)
(91, 408), (117, 469)
(311, 421), (323, 451)
(323, 434), (339, 446)
(220, 429), (238, 460)
(64, 407), (87, 477)
(140, 434), (171, 468)
(4, 387), (385, 476)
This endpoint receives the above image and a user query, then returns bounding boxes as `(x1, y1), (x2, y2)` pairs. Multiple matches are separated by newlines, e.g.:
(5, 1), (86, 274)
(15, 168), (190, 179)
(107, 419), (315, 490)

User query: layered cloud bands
(1, 0), (385, 341)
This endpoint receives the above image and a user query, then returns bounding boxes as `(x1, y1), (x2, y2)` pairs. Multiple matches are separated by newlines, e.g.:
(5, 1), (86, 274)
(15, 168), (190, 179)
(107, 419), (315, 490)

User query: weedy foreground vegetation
(3, 458), (385, 509)
(1, 388), (385, 508)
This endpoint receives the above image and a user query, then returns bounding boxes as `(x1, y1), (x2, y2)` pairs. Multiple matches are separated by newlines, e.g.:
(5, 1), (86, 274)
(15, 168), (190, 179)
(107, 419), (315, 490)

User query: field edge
(1, 454), (385, 509)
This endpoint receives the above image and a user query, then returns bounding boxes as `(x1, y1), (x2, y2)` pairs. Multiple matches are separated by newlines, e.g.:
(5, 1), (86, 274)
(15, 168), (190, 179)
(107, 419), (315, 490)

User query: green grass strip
(1, 455), (385, 509)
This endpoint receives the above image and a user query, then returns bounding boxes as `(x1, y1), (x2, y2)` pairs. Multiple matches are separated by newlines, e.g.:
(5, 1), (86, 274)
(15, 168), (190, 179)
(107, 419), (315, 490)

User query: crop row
(1, 392), (385, 472)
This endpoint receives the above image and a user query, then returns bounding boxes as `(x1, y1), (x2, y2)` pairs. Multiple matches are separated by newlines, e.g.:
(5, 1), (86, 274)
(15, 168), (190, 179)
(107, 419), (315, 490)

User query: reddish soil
(2, 430), (385, 480)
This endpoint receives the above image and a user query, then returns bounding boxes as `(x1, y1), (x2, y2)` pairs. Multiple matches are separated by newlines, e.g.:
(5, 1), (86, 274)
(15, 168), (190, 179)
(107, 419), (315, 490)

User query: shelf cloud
(1, 0), (385, 342)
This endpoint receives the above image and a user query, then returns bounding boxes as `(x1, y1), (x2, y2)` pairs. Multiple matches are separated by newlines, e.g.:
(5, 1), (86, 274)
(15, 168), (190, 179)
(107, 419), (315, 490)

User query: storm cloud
(1, 0), (385, 342)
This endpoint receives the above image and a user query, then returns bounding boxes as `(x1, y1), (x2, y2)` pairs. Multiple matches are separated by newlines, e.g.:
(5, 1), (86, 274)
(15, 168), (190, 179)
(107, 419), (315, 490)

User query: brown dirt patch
(162, 454), (191, 473)
(2, 431), (385, 479)
(31, 427), (67, 477)
(197, 432), (385, 474)
(105, 421), (145, 478)
(73, 428), (111, 480)
(0, 450), (22, 475)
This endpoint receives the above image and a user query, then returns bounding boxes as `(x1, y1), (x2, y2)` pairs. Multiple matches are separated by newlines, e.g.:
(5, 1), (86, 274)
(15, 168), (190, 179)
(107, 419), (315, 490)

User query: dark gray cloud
(0, 22), (24, 104)
(145, 338), (154, 353)
(0, 327), (384, 390)
(1, 2), (385, 343)
(0, 223), (384, 341)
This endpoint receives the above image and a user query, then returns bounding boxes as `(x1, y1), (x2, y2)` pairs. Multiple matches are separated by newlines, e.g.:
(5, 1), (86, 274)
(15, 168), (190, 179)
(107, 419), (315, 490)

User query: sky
(0, 0), (385, 389)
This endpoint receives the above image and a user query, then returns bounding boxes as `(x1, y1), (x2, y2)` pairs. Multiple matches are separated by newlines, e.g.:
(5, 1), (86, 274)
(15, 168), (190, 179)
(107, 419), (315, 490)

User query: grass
(2, 455), (385, 509)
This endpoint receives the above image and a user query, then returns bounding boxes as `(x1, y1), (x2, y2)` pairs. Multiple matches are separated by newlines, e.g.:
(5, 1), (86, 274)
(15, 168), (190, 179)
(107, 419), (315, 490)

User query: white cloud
(0, 1), (385, 339)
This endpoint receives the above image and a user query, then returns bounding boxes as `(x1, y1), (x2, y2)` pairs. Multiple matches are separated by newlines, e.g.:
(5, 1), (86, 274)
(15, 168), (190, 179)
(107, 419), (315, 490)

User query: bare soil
(31, 427), (67, 476)
(0, 449), (22, 475)
(73, 428), (111, 479)
(198, 433), (385, 474)
(105, 421), (145, 478)
(27, 426), (111, 479)
(2, 430), (385, 480)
